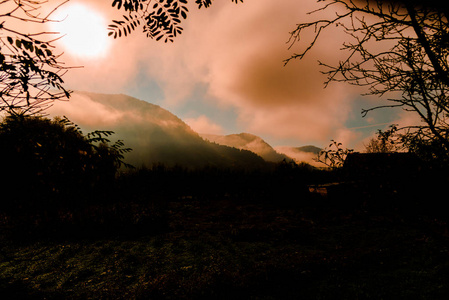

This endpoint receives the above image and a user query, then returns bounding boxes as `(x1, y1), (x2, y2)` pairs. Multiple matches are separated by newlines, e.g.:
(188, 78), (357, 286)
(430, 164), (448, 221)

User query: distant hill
(201, 133), (291, 163)
(48, 91), (267, 169)
(47, 91), (323, 169)
(295, 145), (321, 155)
(274, 145), (322, 167)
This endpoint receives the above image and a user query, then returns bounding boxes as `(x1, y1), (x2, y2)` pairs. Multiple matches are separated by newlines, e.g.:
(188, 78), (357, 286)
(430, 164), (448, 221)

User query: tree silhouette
(109, 0), (243, 42)
(364, 125), (402, 153)
(315, 140), (353, 168)
(287, 0), (449, 162)
(0, 114), (132, 214)
(0, 0), (71, 115)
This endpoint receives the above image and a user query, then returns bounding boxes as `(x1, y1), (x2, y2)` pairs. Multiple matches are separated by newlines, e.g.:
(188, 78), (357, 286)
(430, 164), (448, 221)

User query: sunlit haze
(47, 0), (417, 152)
(51, 3), (110, 58)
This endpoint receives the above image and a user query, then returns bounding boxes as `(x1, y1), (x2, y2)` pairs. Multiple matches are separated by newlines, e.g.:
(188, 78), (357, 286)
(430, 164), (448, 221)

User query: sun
(51, 3), (110, 58)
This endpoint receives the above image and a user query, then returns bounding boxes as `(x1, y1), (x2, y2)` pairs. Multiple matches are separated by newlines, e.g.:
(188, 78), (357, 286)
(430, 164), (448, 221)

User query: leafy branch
(109, 0), (243, 42)
(87, 130), (134, 169)
(315, 140), (353, 169)
(53, 117), (134, 170)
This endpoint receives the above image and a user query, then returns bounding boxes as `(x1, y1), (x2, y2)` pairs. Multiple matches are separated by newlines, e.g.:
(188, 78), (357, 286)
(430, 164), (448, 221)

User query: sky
(39, 0), (419, 150)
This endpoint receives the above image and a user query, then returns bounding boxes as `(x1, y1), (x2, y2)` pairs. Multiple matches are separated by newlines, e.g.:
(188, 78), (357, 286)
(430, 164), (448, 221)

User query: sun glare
(51, 3), (110, 58)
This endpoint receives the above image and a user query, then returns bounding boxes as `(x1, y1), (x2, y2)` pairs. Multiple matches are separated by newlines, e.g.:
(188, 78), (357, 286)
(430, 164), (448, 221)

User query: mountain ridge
(201, 133), (291, 163)
(48, 91), (319, 168)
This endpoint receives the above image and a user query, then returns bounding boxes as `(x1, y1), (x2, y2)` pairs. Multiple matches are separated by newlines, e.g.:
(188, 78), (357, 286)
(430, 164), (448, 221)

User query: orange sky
(43, 0), (419, 150)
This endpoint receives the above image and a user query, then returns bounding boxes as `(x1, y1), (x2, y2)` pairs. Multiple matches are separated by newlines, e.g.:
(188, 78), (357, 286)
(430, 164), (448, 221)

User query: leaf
(112, 0), (122, 9)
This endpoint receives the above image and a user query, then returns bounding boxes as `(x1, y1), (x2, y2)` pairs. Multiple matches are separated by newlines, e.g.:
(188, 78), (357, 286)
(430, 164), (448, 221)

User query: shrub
(0, 114), (131, 221)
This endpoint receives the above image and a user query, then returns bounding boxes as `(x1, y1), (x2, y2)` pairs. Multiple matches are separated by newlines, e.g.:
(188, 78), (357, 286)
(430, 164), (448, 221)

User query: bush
(0, 114), (132, 232)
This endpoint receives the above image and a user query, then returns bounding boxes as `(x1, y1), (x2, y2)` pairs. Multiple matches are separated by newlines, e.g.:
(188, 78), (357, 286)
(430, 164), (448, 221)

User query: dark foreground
(1, 192), (449, 299)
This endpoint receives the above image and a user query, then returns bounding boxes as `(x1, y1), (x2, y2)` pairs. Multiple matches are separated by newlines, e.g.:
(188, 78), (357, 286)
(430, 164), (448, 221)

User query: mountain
(295, 145), (321, 155)
(48, 91), (267, 169)
(201, 133), (290, 163)
(274, 145), (322, 167)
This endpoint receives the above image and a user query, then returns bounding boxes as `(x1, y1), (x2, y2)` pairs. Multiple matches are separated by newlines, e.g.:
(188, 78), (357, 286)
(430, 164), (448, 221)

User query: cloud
(275, 146), (321, 167)
(50, 0), (371, 147)
(184, 115), (225, 135)
(46, 0), (154, 94)
(47, 93), (124, 128)
(171, 0), (361, 144)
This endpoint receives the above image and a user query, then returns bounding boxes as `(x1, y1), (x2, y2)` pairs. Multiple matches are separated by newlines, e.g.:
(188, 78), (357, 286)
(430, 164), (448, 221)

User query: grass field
(1, 193), (449, 299)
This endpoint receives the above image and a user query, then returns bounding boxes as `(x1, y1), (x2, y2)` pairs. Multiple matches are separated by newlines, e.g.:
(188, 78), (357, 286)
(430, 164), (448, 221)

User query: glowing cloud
(185, 115), (225, 135)
(50, 0), (394, 149)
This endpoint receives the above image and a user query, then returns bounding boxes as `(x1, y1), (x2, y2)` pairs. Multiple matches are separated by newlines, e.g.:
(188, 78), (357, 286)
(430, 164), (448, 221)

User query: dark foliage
(118, 160), (315, 206)
(2, 175), (449, 299)
(315, 140), (353, 169)
(109, 0), (243, 42)
(0, 113), (323, 239)
(1, 112), (446, 241)
(1, 135), (449, 299)
(0, 114), (134, 236)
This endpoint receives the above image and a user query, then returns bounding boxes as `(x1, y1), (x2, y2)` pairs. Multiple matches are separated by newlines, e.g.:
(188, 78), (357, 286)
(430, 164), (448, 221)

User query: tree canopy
(0, 114), (132, 212)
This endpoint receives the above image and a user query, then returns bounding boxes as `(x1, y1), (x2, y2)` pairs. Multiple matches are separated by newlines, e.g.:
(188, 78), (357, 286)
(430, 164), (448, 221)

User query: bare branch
(0, 0), (71, 115)
(287, 0), (449, 161)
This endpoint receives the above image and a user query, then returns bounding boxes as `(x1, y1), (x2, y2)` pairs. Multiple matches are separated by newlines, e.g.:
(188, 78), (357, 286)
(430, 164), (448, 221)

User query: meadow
(1, 163), (449, 299)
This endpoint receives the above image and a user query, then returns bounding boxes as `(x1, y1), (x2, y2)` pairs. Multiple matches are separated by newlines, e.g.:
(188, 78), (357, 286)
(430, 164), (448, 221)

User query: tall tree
(109, 0), (242, 42)
(0, 0), (71, 116)
(286, 0), (449, 162)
